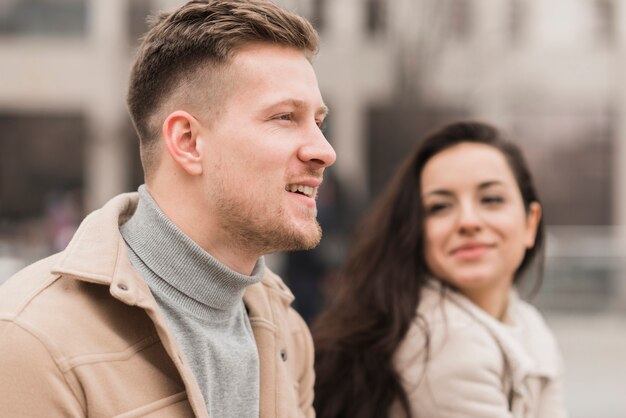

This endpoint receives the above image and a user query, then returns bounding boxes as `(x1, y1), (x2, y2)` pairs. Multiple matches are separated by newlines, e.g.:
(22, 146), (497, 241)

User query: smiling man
(0, 1), (335, 417)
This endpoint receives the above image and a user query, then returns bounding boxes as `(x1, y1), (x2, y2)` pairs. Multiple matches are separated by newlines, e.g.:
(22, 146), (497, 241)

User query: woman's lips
(451, 244), (493, 260)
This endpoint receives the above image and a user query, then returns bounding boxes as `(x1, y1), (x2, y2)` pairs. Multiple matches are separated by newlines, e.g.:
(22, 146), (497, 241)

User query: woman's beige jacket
(393, 281), (568, 418)
(0, 193), (315, 418)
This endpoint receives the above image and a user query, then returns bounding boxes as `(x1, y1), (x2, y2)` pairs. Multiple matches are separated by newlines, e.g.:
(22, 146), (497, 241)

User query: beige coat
(0, 193), (315, 418)
(393, 282), (568, 418)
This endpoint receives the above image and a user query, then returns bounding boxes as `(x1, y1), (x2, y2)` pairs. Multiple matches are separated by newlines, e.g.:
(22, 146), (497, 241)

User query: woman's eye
(482, 195), (504, 205)
(425, 203), (450, 215)
(277, 114), (292, 121)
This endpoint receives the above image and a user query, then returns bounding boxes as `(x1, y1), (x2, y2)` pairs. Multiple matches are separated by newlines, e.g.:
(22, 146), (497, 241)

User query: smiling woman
(313, 121), (568, 418)
(421, 142), (542, 320)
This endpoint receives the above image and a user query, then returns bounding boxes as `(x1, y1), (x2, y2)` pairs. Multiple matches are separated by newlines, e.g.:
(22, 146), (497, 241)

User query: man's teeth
(287, 184), (314, 197)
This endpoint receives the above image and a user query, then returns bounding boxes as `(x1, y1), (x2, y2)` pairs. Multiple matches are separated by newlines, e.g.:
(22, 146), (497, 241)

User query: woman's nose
(457, 203), (482, 234)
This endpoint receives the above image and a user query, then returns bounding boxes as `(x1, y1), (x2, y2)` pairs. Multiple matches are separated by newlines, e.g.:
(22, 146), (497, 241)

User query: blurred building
(310, 0), (626, 313)
(0, 0), (149, 276)
(2, 0), (626, 305)
(1, 1), (626, 415)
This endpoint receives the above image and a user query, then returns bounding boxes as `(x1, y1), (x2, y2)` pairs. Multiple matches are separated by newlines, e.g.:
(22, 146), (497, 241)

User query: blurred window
(508, 0), (526, 47)
(0, 0), (87, 37)
(448, 0), (472, 41)
(128, 0), (154, 45)
(0, 113), (85, 219)
(366, 102), (469, 198)
(511, 109), (612, 226)
(365, 0), (386, 37)
(311, 0), (326, 32)
(594, 0), (615, 47)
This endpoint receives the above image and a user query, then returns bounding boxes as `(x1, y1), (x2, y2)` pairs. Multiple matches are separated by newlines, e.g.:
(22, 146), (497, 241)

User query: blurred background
(1, 0), (625, 416)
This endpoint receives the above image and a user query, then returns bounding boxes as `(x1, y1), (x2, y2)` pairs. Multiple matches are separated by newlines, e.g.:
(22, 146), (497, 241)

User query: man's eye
(277, 114), (292, 121)
(317, 119), (327, 131)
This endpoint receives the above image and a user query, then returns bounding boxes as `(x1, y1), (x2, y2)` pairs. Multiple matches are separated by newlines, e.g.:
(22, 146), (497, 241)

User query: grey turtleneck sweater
(120, 186), (264, 418)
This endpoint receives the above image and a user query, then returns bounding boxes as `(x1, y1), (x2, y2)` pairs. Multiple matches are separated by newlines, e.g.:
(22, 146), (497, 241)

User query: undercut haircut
(127, 0), (320, 176)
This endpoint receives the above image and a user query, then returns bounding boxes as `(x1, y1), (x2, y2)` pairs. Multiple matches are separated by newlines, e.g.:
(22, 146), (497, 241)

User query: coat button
(117, 283), (128, 291)
(280, 349), (288, 361)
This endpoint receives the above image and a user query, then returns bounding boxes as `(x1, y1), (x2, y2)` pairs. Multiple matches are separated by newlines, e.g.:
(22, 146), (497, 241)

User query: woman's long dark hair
(313, 121), (545, 418)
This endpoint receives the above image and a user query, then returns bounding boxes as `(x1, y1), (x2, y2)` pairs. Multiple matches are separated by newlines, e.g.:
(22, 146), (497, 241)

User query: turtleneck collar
(120, 185), (265, 312)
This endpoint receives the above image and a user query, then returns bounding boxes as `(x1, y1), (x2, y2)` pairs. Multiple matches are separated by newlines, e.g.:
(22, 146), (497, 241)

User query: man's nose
(298, 124), (336, 168)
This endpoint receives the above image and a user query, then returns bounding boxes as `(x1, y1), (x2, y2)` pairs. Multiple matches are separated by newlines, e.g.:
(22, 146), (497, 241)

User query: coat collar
(49, 192), (298, 418)
(51, 193), (146, 303)
(244, 268), (295, 320)
(50, 192), (295, 311)
(425, 279), (560, 389)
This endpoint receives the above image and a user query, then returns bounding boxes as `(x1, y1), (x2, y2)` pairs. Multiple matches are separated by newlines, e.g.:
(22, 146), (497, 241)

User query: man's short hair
(127, 0), (320, 176)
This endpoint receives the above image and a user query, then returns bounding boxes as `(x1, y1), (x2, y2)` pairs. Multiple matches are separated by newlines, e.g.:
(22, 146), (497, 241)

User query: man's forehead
(209, 43), (323, 112)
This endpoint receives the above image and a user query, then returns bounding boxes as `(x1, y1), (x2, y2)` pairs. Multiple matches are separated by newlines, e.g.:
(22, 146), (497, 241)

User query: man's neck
(146, 183), (259, 275)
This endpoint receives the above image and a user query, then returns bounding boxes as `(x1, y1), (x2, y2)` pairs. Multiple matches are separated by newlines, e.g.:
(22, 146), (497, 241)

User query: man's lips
(286, 184), (316, 197)
(285, 177), (322, 197)
(285, 178), (321, 208)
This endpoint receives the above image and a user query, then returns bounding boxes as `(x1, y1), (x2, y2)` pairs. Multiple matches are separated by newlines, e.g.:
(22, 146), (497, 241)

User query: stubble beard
(215, 196), (322, 256)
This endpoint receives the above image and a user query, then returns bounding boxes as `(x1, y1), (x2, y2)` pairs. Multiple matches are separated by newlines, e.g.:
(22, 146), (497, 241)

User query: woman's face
(421, 142), (541, 296)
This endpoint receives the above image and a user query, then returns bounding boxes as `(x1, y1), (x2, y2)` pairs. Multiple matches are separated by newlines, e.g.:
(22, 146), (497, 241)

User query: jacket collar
(50, 192), (295, 311)
(49, 192), (298, 418)
(426, 279), (559, 387)
(244, 268), (295, 319)
(51, 193), (147, 303)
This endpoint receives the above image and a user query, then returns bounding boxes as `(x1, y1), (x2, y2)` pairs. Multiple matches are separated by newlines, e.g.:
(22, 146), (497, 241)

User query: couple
(0, 1), (567, 417)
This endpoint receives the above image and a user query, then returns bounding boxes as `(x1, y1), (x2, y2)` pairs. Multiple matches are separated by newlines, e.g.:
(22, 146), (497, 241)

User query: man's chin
(295, 234), (321, 251)
(273, 222), (322, 252)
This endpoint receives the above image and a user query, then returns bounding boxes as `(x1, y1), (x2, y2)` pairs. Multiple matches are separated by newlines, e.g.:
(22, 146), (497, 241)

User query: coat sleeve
(0, 319), (85, 417)
(396, 321), (514, 418)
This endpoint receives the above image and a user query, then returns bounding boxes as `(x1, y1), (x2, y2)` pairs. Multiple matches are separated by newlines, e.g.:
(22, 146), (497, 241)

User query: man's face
(195, 43), (336, 255)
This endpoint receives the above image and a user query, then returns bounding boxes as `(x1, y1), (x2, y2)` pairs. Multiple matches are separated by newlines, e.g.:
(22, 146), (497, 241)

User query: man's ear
(162, 110), (203, 176)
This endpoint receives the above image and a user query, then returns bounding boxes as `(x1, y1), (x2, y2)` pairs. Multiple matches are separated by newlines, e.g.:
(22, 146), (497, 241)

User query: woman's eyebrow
(478, 180), (505, 190)
(424, 189), (453, 198)
(424, 180), (506, 197)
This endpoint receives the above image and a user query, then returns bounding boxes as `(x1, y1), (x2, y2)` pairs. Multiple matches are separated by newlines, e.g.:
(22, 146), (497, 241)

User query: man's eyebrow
(267, 99), (329, 117)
